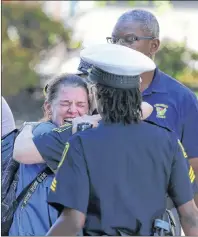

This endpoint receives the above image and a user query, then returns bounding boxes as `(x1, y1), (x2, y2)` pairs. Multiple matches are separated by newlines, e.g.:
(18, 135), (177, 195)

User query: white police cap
(77, 58), (93, 75)
(60, 57), (92, 75)
(80, 44), (156, 89)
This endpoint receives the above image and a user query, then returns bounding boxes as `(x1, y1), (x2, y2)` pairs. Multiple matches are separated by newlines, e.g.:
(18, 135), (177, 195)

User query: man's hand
(72, 114), (101, 134)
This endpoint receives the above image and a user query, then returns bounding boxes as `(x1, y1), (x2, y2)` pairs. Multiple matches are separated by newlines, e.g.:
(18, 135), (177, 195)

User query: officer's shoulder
(74, 126), (98, 141)
(144, 120), (173, 133)
(161, 70), (196, 100)
(52, 122), (72, 133)
(143, 120), (178, 149)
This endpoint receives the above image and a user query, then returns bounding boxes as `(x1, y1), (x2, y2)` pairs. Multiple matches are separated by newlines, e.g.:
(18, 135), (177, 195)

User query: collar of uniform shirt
(142, 68), (168, 96)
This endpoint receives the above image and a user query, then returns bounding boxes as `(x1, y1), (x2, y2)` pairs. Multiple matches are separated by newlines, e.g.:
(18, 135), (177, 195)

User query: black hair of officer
(96, 83), (142, 124)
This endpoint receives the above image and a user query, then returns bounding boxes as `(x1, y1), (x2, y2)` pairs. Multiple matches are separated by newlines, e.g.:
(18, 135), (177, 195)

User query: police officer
(46, 44), (198, 236)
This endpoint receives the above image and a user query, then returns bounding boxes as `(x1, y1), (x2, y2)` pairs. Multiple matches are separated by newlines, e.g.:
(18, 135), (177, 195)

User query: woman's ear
(44, 101), (52, 119)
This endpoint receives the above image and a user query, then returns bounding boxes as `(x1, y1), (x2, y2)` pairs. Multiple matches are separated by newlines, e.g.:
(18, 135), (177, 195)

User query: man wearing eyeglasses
(108, 9), (198, 235)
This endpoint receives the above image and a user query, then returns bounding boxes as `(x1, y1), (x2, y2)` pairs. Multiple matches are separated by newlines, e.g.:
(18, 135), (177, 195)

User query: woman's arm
(14, 116), (101, 165)
(13, 124), (45, 164)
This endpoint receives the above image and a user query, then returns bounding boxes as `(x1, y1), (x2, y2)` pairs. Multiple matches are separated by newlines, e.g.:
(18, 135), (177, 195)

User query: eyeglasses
(106, 34), (156, 45)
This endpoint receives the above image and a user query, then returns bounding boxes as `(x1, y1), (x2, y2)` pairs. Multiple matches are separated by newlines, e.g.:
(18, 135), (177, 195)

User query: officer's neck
(140, 70), (155, 92)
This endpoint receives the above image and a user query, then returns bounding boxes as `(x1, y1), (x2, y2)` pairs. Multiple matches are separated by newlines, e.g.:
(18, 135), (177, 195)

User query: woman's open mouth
(63, 118), (76, 123)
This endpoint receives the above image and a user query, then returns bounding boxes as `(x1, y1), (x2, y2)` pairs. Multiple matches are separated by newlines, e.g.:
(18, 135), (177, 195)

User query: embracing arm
(47, 136), (90, 235)
(14, 115), (101, 165)
(181, 92), (198, 206)
(168, 135), (198, 235)
(46, 208), (85, 236)
(13, 125), (44, 164)
(189, 158), (198, 207)
(178, 200), (198, 236)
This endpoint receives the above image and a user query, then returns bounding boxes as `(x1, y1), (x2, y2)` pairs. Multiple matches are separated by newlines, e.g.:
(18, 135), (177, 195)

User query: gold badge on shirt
(154, 104), (168, 119)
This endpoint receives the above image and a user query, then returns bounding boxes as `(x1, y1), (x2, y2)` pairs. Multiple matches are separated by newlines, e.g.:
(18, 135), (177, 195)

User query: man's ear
(150, 39), (160, 56)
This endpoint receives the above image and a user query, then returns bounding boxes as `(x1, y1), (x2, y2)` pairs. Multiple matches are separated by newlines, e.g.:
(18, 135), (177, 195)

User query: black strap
(13, 167), (52, 212)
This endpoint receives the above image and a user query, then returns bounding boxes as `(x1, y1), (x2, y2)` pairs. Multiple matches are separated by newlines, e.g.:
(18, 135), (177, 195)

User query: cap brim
(141, 102), (153, 120)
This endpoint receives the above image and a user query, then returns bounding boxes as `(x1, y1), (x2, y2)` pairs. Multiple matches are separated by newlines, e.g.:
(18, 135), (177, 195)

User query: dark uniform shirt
(143, 68), (198, 159)
(47, 121), (194, 236)
(33, 123), (73, 171)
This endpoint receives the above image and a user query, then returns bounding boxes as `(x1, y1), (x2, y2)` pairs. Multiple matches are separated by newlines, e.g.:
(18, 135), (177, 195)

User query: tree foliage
(2, 2), (76, 96)
(156, 39), (198, 89)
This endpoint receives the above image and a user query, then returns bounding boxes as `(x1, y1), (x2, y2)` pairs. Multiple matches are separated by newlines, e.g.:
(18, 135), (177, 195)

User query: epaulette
(52, 122), (72, 133)
(144, 120), (173, 132)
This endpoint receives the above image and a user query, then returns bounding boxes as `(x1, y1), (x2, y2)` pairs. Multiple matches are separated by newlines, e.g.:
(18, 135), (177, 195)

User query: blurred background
(2, 0), (198, 127)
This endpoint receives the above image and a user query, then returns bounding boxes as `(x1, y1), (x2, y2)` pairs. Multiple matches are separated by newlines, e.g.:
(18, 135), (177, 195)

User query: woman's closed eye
(77, 102), (86, 108)
(60, 103), (70, 107)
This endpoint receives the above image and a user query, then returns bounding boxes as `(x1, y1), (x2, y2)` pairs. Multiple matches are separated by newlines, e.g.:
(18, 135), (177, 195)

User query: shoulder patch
(58, 142), (70, 169)
(52, 122), (72, 133)
(50, 177), (57, 192)
(177, 139), (188, 158)
(188, 166), (195, 183)
(144, 120), (172, 132)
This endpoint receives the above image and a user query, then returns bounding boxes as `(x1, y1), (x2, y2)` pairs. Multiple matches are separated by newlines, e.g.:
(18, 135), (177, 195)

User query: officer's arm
(46, 208), (85, 236)
(47, 136), (90, 236)
(14, 116), (99, 165)
(178, 201), (198, 236)
(14, 125), (67, 172)
(168, 137), (198, 236)
(181, 93), (198, 189)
